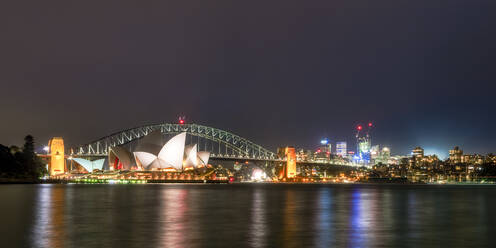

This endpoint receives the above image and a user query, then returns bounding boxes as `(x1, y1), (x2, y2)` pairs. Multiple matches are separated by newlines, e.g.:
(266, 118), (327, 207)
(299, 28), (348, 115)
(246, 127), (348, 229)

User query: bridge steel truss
(72, 123), (277, 160)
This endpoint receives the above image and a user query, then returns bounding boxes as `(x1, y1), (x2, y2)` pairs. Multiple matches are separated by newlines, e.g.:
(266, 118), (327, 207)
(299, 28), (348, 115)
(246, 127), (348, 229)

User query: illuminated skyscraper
(315, 138), (331, 162)
(370, 145), (380, 160)
(355, 122), (373, 164)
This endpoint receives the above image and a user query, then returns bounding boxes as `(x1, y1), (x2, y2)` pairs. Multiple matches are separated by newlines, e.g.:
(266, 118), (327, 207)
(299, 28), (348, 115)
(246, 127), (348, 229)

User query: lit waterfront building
(109, 146), (135, 170)
(449, 146), (463, 164)
(462, 154), (484, 165)
(67, 131), (211, 174)
(133, 131), (210, 171)
(48, 137), (65, 176)
(412, 147), (424, 158)
(72, 158), (105, 173)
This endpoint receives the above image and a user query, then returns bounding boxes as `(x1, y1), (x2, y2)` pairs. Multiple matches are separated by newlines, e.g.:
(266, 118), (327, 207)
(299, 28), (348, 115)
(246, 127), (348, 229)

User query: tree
(0, 145), (19, 177)
(21, 135), (46, 179)
(0, 136), (47, 180)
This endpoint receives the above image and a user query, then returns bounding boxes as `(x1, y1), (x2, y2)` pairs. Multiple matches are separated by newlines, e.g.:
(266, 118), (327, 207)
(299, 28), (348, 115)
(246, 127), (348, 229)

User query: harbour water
(1, 184), (495, 248)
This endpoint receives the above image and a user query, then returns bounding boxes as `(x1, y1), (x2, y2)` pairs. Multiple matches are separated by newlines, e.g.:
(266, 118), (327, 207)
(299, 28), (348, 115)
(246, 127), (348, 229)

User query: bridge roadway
(71, 153), (358, 167)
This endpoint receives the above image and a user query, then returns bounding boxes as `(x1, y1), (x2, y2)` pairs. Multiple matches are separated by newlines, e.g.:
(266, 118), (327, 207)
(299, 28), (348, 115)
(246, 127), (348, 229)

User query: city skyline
(1, 0), (495, 158)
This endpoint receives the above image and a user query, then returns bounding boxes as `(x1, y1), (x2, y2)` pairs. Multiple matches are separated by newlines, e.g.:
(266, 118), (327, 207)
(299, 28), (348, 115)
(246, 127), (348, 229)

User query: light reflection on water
(0, 184), (494, 248)
(249, 188), (266, 248)
(314, 187), (332, 248)
(159, 188), (188, 247)
(31, 185), (66, 248)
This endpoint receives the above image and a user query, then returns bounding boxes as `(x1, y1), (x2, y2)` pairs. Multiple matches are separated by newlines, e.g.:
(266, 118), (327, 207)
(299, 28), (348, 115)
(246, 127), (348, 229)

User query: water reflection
(314, 187), (332, 247)
(5, 184), (493, 248)
(31, 185), (66, 248)
(282, 189), (298, 247)
(349, 188), (379, 248)
(159, 188), (188, 248)
(249, 188), (266, 248)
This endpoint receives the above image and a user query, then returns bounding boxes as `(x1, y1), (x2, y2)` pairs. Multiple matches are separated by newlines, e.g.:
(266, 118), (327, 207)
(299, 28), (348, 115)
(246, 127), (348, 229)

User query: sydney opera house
(72, 131), (210, 173)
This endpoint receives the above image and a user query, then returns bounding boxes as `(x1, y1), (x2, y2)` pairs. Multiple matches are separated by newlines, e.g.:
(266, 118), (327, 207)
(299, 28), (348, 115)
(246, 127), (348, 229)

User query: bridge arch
(71, 123), (277, 160)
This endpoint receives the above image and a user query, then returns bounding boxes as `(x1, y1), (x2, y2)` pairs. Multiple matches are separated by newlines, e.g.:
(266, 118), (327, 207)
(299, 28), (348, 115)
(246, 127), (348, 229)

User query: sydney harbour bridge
(72, 123), (277, 162)
(64, 122), (354, 178)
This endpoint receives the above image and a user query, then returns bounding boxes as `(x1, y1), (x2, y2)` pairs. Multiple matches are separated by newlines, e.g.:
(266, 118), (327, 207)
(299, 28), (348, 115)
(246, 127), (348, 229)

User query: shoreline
(1, 178), (495, 185)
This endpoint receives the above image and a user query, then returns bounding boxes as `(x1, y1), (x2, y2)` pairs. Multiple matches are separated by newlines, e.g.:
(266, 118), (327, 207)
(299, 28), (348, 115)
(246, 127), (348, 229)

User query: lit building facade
(285, 147), (296, 178)
(449, 146), (463, 164)
(73, 158), (105, 173)
(412, 147), (424, 158)
(336, 142), (347, 157)
(356, 137), (371, 163)
(315, 139), (331, 162)
(48, 137), (65, 176)
(132, 131), (210, 171)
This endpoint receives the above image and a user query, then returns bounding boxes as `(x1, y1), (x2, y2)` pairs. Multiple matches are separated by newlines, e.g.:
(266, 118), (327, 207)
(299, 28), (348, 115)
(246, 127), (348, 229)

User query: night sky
(1, 1), (495, 158)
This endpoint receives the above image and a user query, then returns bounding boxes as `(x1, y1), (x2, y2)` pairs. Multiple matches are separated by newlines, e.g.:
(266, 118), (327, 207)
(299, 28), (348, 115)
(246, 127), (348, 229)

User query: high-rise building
(336, 142), (347, 157)
(357, 137), (371, 163)
(370, 145), (380, 160)
(315, 138), (331, 162)
(381, 147), (391, 158)
(319, 139), (331, 153)
(355, 123), (373, 164)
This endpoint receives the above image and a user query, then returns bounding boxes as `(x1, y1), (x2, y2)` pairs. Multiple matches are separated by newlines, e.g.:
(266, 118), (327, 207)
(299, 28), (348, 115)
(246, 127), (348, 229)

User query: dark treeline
(0, 135), (46, 179)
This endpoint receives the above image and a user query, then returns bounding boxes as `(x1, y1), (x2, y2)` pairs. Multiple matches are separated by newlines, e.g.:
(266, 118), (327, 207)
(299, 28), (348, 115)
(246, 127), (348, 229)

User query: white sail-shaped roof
(158, 132), (186, 170)
(135, 130), (163, 155)
(73, 158), (105, 172)
(133, 151), (157, 169)
(109, 146), (135, 170)
(184, 144), (198, 168)
(197, 151), (210, 166)
(133, 132), (187, 170)
(147, 158), (169, 169)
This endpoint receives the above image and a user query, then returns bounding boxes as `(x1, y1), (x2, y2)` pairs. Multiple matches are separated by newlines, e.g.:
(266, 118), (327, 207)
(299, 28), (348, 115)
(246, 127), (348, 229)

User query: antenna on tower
(356, 124), (363, 138)
(366, 122), (373, 137)
(178, 116), (186, 125)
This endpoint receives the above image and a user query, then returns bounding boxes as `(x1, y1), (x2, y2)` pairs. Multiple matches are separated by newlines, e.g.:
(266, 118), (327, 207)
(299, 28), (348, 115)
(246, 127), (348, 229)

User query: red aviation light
(368, 122), (373, 127)
(178, 116), (186, 125)
(357, 125), (363, 131)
